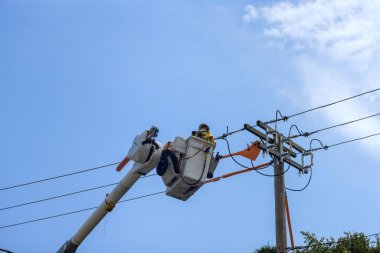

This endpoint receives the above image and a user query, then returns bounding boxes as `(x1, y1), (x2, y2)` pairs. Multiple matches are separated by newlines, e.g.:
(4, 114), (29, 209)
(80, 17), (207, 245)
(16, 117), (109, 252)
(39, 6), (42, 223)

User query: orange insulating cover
(116, 156), (130, 172)
(285, 193), (295, 250)
(205, 161), (272, 184)
(222, 140), (261, 161)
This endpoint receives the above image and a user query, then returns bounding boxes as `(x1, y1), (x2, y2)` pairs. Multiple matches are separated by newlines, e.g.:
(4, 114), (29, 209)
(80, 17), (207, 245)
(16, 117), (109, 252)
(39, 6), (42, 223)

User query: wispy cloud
(243, 5), (258, 23)
(244, 0), (380, 155)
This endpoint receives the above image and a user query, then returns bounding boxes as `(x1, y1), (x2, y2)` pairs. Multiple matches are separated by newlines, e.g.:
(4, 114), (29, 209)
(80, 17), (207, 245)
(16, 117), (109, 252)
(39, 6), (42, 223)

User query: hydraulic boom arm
(57, 128), (162, 253)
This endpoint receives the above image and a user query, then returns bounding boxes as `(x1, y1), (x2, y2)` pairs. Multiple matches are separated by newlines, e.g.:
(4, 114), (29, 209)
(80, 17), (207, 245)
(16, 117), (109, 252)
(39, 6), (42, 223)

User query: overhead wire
(0, 130), (271, 212)
(2, 88), (379, 192)
(218, 137), (294, 177)
(249, 123), (299, 178)
(308, 132), (380, 152)
(265, 87), (380, 124)
(0, 174), (156, 211)
(0, 191), (166, 229)
(219, 138), (254, 169)
(2, 111), (378, 226)
(284, 138), (323, 192)
(285, 170), (312, 192)
(2, 129), (379, 229)
(0, 183), (116, 211)
(252, 160), (290, 177)
(1, 127), (245, 192)
(0, 162), (120, 191)
(219, 138), (277, 172)
(0, 248), (13, 253)
(215, 126), (245, 140)
(1, 134), (273, 213)
(290, 112), (380, 139)
(1, 127), (243, 191)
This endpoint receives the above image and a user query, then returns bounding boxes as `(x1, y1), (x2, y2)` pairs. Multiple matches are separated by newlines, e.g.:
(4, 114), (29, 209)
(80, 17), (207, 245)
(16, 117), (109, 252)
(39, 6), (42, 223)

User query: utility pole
(244, 122), (309, 253)
(274, 133), (287, 252)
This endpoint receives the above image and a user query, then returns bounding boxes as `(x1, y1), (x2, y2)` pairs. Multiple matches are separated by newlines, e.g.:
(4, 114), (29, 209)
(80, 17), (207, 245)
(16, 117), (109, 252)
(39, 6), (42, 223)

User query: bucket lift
(158, 136), (217, 201)
(157, 138), (261, 201)
(57, 126), (262, 253)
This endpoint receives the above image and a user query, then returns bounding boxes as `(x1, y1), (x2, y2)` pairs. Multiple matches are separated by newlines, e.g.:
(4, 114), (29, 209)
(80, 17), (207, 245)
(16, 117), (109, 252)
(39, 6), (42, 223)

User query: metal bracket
(244, 124), (297, 158)
(301, 151), (314, 174)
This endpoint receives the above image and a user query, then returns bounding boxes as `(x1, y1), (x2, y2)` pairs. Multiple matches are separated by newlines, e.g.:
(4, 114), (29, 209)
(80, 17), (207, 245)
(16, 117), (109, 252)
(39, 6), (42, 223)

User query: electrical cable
(266, 87), (380, 124)
(284, 138), (322, 192)
(309, 132), (380, 152)
(182, 146), (206, 160)
(0, 183), (116, 211)
(285, 169), (312, 192)
(290, 112), (380, 139)
(0, 162), (120, 191)
(214, 127), (245, 140)
(252, 160), (289, 177)
(179, 147), (210, 186)
(219, 138), (293, 177)
(219, 138), (254, 169)
(274, 110), (284, 131)
(0, 174), (157, 211)
(0, 191), (166, 229)
(0, 248), (13, 253)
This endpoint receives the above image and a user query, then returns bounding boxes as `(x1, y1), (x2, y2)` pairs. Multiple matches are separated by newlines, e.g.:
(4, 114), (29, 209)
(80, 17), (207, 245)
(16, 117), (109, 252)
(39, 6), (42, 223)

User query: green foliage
(296, 231), (380, 253)
(253, 243), (276, 253)
(254, 231), (380, 253)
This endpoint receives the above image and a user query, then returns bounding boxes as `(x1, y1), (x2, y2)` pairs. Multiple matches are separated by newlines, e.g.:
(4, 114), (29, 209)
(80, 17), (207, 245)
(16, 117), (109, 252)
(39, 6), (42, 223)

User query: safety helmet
(199, 123), (210, 131)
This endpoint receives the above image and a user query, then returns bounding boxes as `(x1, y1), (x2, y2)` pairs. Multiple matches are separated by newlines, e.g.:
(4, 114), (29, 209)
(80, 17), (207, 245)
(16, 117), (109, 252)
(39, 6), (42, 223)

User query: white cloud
(244, 0), (380, 156)
(243, 5), (258, 23)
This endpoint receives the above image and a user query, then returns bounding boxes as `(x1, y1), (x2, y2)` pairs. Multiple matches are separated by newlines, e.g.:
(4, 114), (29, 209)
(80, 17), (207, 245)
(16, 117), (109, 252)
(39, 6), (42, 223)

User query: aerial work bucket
(158, 136), (217, 201)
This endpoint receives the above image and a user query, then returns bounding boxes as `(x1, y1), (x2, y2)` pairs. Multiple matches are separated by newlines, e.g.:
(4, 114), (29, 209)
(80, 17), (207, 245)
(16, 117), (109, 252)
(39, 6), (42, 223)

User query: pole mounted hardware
(244, 121), (310, 253)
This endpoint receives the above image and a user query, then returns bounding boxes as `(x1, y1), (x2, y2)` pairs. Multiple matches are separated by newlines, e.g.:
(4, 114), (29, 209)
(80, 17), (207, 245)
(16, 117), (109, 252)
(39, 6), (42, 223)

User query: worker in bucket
(192, 123), (218, 178)
(192, 123), (216, 145)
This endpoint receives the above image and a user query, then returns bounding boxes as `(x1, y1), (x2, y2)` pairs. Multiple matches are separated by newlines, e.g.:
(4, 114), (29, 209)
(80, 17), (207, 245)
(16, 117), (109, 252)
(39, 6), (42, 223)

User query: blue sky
(1, 1), (380, 252)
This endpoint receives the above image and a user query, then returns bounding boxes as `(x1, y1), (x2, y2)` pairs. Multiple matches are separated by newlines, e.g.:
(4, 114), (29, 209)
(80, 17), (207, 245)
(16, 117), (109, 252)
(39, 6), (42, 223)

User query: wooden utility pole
(244, 122), (309, 253)
(274, 133), (287, 253)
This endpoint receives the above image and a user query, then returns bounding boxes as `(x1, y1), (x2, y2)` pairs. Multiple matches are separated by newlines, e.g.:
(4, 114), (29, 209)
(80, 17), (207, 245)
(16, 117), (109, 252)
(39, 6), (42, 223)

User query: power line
(0, 183), (115, 211)
(0, 174), (157, 211)
(285, 170), (312, 192)
(0, 191), (165, 229)
(290, 112), (380, 138)
(310, 132), (380, 152)
(0, 248), (13, 253)
(219, 134), (298, 178)
(266, 87), (380, 124)
(0, 162), (120, 191)
(282, 132), (379, 191)
(215, 127), (245, 140)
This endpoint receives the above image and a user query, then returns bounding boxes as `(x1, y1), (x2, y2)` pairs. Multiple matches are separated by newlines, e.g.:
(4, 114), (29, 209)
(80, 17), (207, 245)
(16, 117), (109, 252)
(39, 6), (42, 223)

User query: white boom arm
(57, 128), (162, 253)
